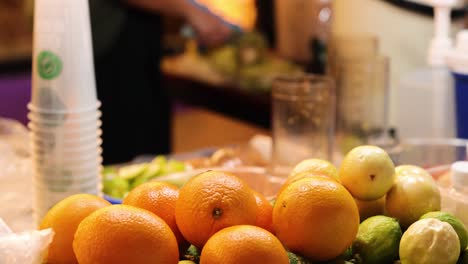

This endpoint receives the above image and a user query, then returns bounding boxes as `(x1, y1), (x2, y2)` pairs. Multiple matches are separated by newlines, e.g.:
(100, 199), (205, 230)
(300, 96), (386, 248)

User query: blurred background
(0, 0), (467, 154)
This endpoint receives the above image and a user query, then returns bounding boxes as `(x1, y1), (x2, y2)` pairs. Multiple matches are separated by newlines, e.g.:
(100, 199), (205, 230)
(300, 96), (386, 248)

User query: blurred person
(89, 0), (233, 164)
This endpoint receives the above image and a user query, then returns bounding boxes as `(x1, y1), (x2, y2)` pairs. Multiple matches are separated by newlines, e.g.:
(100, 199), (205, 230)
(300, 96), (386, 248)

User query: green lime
(352, 215), (402, 264)
(400, 218), (460, 264)
(118, 164), (148, 180)
(103, 177), (129, 199)
(421, 211), (468, 252)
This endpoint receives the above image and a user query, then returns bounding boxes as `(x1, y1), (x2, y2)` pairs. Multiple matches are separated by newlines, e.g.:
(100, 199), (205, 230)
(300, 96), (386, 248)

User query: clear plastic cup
(334, 56), (391, 153)
(27, 110), (101, 127)
(35, 158), (103, 172)
(35, 163), (102, 174)
(34, 172), (101, 188)
(27, 102), (101, 114)
(32, 138), (102, 154)
(33, 178), (100, 198)
(31, 0), (98, 112)
(28, 127), (102, 141)
(28, 120), (102, 133)
(31, 136), (102, 153)
(35, 169), (101, 179)
(34, 183), (99, 196)
(27, 102), (101, 127)
(29, 128), (102, 151)
(30, 128), (102, 144)
(32, 148), (103, 166)
(32, 153), (103, 172)
(34, 176), (99, 192)
(270, 75), (336, 178)
(32, 145), (103, 157)
(34, 163), (103, 178)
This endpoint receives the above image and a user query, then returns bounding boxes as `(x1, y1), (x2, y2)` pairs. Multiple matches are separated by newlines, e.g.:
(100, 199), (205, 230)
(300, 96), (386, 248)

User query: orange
(73, 205), (179, 264)
(39, 194), (111, 264)
(273, 176), (359, 261)
(122, 181), (185, 245)
(252, 190), (274, 233)
(200, 225), (289, 264)
(277, 172), (337, 198)
(175, 170), (257, 248)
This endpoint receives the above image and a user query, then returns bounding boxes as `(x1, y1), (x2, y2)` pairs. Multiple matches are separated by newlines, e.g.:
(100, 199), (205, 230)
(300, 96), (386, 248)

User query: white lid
(447, 30), (468, 75)
(451, 161), (468, 192)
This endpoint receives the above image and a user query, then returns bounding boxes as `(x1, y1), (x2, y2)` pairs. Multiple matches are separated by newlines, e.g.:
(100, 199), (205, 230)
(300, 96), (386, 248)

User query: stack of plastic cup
(30, 0), (102, 223)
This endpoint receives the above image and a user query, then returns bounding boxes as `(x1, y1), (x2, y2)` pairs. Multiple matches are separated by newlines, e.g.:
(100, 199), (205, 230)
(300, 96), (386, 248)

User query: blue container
(454, 72), (468, 139)
(103, 194), (122, 204)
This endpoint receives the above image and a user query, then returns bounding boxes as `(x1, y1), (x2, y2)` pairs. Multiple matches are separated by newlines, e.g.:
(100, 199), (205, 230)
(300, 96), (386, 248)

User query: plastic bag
(0, 218), (54, 264)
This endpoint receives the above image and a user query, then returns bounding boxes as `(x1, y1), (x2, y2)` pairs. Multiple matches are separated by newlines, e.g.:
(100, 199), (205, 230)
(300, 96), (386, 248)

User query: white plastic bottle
(395, 0), (456, 139)
(443, 161), (468, 227)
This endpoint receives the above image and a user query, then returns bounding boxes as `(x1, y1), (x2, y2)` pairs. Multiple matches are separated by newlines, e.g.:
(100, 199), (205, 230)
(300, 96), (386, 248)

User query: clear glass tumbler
(270, 75), (336, 178)
(335, 56), (391, 154)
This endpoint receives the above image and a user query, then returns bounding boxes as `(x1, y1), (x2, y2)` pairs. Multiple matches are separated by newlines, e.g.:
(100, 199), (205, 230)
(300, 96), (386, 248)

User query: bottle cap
(451, 161), (468, 192)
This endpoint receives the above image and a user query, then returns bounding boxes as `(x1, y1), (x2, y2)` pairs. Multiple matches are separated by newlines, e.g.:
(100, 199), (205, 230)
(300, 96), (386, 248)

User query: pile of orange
(39, 160), (361, 264)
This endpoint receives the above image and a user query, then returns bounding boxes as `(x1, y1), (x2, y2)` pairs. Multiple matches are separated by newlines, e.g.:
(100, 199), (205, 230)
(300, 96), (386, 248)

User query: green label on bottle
(37, 51), (62, 80)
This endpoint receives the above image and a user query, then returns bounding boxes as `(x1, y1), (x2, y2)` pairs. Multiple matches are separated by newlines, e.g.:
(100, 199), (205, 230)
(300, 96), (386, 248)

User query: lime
(130, 163), (162, 190)
(289, 159), (339, 181)
(118, 164), (148, 180)
(352, 215), (402, 264)
(103, 177), (129, 199)
(400, 218), (460, 264)
(339, 145), (395, 200)
(386, 166), (441, 228)
(420, 211), (468, 252)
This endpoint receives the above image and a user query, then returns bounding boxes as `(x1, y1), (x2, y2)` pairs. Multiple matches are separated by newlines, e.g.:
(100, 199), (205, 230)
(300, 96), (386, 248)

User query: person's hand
(186, 5), (235, 48)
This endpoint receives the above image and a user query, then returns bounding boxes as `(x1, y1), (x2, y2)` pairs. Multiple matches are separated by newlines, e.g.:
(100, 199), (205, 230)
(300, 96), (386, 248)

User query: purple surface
(0, 74), (31, 125)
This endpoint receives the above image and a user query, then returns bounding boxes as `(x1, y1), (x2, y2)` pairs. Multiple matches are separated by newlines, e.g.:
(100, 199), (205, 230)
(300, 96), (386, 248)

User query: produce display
(37, 145), (467, 264)
(102, 146), (268, 200)
(102, 156), (187, 199)
(162, 32), (304, 92)
(208, 32), (303, 92)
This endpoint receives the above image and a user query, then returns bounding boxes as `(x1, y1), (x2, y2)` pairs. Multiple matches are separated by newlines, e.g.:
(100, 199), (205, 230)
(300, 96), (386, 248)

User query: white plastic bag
(0, 218), (54, 264)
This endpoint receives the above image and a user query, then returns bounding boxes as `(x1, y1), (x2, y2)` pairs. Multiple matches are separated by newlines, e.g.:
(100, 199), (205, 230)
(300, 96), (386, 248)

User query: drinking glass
(270, 75), (336, 178)
(335, 56), (392, 154)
